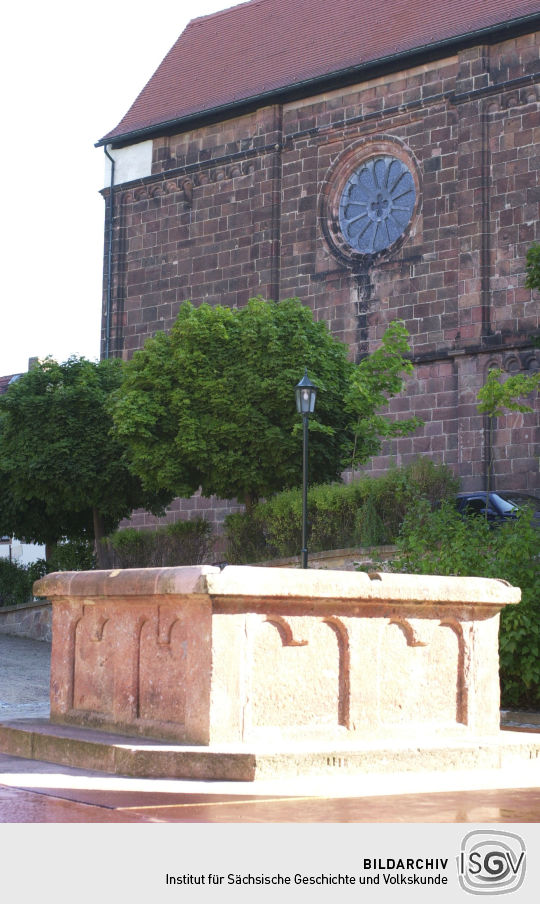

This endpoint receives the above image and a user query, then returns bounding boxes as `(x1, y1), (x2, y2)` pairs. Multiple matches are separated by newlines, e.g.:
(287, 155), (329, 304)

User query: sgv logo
(458, 830), (526, 895)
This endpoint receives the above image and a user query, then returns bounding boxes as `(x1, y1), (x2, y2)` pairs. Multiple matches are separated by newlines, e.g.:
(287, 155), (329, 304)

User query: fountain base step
(1, 719), (539, 782)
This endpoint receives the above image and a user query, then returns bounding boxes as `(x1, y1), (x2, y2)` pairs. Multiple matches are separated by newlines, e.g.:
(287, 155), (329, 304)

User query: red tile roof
(100, 0), (540, 145)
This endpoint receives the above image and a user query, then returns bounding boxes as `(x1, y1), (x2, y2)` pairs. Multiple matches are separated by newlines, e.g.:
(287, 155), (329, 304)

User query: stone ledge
(0, 601), (51, 642)
(34, 564), (519, 609)
(258, 546), (398, 570)
(1, 719), (539, 782)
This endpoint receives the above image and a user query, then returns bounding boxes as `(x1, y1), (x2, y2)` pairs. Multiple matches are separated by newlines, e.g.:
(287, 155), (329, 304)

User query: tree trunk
(93, 508), (107, 569)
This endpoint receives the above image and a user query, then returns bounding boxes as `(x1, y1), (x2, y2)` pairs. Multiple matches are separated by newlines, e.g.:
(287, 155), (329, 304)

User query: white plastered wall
(103, 140), (153, 187)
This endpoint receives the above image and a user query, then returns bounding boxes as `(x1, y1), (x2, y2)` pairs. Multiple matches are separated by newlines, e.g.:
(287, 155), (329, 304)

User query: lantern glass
(295, 371), (317, 414)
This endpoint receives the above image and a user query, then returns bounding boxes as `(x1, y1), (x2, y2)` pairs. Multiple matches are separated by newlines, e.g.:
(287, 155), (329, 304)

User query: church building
(97, 0), (540, 523)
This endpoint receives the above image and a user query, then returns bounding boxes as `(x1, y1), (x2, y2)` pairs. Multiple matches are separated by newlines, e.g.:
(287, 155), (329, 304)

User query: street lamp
(295, 369), (317, 568)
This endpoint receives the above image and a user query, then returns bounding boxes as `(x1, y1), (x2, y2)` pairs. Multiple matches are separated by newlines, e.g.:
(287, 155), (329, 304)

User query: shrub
(355, 491), (388, 546)
(401, 456), (460, 506)
(354, 459), (459, 545)
(103, 528), (156, 568)
(225, 459), (458, 562)
(30, 540), (96, 580)
(308, 481), (365, 551)
(103, 518), (213, 568)
(0, 558), (34, 607)
(256, 488), (305, 558)
(164, 519), (214, 565)
(223, 512), (268, 564)
(393, 500), (540, 708)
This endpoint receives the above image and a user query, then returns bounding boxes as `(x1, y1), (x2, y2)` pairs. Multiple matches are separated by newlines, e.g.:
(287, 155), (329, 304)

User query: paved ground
(2, 633), (540, 823)
(0, 633), (50, 720)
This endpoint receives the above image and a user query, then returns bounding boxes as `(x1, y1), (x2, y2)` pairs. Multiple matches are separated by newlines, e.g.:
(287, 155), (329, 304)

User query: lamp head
(295, 369), (317, 415)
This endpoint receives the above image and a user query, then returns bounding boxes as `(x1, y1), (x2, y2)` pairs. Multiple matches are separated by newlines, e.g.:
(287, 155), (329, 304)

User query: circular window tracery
(338, 155), (416, 255)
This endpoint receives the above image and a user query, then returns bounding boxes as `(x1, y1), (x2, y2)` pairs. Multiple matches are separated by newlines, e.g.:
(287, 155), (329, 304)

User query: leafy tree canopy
(525, 243), (540, 292)
(112, 298), (418, 508)
(476, 367), (540, 506)
(477, 367), (540, 419)
(344, 320), (421, 467)
(0, 356), (169, 557)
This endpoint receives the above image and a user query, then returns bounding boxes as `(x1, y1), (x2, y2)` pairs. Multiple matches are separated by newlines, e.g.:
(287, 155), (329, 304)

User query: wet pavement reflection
(2, 774), (540, 823)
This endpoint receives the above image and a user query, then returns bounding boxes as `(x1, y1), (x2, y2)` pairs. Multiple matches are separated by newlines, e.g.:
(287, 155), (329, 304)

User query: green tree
(0, 357), (169, 565)
(477, 368), (540, 502)
(525, 243), (540, 292)
(524, 245), (540, 348)
(111, 298), (418, 510)
(345, 320), (421, 469)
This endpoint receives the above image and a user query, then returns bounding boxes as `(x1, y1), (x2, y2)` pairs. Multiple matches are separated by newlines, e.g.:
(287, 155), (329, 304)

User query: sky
(1, 0), (239, 377)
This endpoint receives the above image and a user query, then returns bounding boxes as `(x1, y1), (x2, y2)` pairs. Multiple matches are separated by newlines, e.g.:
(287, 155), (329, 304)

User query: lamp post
(295, 369), (317, 569)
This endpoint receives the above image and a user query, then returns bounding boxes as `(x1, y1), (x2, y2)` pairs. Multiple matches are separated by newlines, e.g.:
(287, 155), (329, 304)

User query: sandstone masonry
(101, 31), (540, 513)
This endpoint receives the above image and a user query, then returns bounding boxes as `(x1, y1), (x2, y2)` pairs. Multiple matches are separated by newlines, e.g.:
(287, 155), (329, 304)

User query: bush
(223, 512), (267, 564)
(0, 558), (34, 606)
(30, 540), (96, 581)
(308, 481), (364, 552)
(256, 488), (305, 558)
(354, 459), (459, 545)
(393, 500), (540, 708)
(103, 518), (213, 568)
(224, 459), (458, 562)
(165, 519), (214, 565)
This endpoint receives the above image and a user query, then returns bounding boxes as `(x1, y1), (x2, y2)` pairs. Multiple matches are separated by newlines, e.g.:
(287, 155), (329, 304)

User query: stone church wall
(103, 32), (540, 516)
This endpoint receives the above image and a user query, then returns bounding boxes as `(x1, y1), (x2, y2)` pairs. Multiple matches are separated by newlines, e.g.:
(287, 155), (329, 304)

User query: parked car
(455, 491), (540, 528)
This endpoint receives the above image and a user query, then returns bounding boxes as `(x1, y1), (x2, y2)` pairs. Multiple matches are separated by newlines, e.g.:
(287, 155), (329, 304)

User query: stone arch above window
(320, 137), (421, 265)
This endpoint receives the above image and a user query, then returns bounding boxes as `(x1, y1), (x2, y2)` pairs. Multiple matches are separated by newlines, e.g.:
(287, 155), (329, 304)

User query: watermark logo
(458, 830), (526, 895)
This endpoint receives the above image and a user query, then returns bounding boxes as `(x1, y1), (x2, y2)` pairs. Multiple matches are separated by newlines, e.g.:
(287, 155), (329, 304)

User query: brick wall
(103, 31), (540, 510)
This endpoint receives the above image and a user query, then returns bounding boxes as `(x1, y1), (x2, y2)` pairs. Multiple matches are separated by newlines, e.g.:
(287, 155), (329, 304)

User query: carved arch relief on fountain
(245, 613), (469, 739)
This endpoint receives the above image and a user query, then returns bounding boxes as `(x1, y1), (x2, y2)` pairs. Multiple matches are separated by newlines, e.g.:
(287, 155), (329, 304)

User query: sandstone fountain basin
(1, 565), (538, 781)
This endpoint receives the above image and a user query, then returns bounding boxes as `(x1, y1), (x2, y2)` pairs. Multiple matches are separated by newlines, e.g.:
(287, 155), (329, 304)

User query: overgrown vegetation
(101, 519), (213, 569)
(0, 541), (96, 607)
(224, 459), (458, 562)
(0, 559), (34, 607)
(36, 540), (96, 575)
(392, 501), (540, 708)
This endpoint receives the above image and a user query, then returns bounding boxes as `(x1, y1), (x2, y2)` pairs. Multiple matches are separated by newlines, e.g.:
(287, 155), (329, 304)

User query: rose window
(338, 155), (416, 255)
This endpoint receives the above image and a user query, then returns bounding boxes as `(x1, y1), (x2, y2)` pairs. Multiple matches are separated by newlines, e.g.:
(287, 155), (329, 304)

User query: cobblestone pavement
(2, 634), (540, 823)
(0, 634), (50, 720)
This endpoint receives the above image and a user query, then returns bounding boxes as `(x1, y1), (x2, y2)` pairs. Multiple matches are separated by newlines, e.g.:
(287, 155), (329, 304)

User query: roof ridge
(188, 0), (262, 29)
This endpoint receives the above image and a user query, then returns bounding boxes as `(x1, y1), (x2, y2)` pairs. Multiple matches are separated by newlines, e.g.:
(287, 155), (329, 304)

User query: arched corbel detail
(264, 616), (308, 647)
(323, 616), (351, 729)
(439, 619), (468, 726)
(388, 617), (429, 647)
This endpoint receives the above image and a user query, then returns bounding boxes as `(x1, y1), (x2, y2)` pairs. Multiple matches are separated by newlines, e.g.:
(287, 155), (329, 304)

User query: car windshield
(491, 493), (519, 513)
(498, 493), (540, 512)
